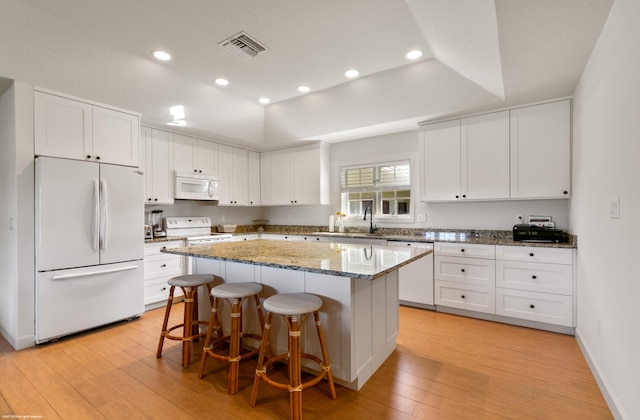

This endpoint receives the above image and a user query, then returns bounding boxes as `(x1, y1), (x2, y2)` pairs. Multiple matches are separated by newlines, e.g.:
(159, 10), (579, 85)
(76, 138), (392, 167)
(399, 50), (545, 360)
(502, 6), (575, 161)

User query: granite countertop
(146, 226), (577, 249)
(161, 239), (432, 280)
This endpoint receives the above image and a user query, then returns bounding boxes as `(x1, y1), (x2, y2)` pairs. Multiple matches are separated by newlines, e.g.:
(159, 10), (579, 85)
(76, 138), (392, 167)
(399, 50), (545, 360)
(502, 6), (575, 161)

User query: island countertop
(162, 239), (432, 280)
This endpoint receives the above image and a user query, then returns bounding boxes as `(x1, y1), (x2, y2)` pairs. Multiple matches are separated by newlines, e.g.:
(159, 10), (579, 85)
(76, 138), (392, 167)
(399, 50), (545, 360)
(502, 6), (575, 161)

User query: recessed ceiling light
(215, 78), (229, 86)
(258, 97), (271, 104)
(405, 49), (423, 60)
(297, 85), (311, 93)
(152, 50), (172, 61)
(169, 105), (185, 120)
(345, 69), (360, 78)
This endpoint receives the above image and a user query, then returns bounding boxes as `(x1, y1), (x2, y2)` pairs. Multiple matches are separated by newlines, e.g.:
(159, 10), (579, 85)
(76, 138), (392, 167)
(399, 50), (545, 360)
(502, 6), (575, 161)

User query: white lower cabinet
(435, 243), (575, 330)
(434, 243), (496, 314)
(495, 245), (574, 327)
(393, 241), (434, 308)
(143, 241), (185, 309)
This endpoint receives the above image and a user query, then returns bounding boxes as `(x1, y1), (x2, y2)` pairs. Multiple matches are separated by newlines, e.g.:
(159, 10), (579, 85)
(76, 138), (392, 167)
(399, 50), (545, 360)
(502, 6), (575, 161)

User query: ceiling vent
(218, 32), (267, 60)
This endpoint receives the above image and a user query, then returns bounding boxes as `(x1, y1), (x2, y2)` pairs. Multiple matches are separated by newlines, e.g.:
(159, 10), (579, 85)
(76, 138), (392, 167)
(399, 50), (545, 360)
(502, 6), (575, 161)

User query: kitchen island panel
(164, 241), (420, 390)
(303, 272), (352, 383)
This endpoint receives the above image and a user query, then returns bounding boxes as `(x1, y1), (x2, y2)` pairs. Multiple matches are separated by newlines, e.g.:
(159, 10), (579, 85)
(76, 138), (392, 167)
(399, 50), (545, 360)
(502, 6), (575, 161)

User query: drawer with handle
(496, 288), (573, 326)
(435, 281), (495, 314)
(495, 245), (572, 264)
(434, 243), (495, 259)
(144, 254), (183, 279)
(434, 256), (495, 286)
(496, 260), (573, 295)
(144, 277), (172, 305)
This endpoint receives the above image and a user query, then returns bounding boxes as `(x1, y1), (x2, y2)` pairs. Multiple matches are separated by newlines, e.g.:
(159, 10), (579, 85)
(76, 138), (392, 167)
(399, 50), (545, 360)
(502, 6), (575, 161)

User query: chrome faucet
(363, 207), (377, 234)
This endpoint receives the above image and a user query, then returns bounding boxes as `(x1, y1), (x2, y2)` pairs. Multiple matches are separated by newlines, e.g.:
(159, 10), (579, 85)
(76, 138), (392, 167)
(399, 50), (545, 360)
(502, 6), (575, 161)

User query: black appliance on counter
(513, 224), (564, 243)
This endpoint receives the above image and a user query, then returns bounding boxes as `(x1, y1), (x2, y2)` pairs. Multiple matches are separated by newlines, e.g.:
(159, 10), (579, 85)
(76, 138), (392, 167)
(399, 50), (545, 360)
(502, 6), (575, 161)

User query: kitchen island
(162, 239), (432, 390)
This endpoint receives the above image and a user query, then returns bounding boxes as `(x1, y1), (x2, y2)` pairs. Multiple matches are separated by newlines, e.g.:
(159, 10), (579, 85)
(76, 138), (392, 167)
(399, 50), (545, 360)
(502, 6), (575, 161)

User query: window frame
(340, 160), (413, 222)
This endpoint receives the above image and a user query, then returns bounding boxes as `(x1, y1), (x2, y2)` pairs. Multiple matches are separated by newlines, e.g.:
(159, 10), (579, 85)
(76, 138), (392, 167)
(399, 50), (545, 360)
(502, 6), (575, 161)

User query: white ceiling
(0, 0), (612, 149)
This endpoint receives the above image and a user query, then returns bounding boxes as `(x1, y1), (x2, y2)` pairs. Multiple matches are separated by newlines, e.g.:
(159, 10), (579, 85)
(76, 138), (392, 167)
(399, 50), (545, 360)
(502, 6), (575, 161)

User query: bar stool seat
(250, 293), (336, 419)
(198, 282), (267, 395)
(156, 274), (218, 368)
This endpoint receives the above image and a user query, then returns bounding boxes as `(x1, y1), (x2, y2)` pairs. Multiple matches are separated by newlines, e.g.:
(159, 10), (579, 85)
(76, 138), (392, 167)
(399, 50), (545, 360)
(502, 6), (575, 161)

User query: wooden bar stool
(156, 274), (218, 368)
(250, 293), (336, 419)
(198, 282), (267, 395)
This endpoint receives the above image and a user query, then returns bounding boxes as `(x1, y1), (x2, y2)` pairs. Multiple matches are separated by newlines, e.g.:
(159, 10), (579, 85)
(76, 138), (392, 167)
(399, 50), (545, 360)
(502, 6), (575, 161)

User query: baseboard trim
(435, 306), (575, 335)
(575, 328), (626, 419)
(0, 323), (36, 350)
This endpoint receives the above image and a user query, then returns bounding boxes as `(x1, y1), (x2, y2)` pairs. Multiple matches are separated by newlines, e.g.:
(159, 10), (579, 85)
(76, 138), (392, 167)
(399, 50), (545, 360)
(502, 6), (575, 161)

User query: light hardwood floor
(0, 304), (611, 419)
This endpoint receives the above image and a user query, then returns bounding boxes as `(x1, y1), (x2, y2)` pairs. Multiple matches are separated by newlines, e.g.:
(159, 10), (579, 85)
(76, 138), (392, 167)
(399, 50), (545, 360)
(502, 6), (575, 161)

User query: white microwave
(175, 173), (219, 201)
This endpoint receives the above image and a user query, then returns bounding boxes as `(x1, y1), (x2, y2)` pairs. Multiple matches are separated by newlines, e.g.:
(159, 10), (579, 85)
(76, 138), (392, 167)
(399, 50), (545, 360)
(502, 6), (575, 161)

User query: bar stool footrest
(257, 352), (332, 392)
(203, 333), (264, 362)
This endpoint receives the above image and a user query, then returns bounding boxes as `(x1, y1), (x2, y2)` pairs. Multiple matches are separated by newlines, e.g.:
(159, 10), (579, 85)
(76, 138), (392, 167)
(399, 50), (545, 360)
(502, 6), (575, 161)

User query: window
(340, 161), (411, 219)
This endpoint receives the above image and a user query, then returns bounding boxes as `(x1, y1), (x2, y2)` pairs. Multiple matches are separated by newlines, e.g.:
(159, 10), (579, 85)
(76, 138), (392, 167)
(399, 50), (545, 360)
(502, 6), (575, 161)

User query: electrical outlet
(417, 214), (426, 222)
(515, 215), (524, 224)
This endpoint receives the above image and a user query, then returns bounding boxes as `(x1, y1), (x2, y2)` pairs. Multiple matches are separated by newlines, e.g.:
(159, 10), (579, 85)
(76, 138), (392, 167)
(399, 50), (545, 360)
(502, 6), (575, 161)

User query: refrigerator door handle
(93, 179), (100, 250)
(51, 264), (139, 280)
(99, 179), (108, 250)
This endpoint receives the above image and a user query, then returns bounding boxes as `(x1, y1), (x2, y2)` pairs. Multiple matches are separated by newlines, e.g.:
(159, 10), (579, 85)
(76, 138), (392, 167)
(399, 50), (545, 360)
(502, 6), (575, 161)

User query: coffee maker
(149, 210), (166, 238)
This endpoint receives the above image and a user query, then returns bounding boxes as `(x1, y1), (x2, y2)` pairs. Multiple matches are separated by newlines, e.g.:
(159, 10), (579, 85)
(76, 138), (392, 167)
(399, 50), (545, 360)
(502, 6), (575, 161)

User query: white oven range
(164, 216), (232, 273)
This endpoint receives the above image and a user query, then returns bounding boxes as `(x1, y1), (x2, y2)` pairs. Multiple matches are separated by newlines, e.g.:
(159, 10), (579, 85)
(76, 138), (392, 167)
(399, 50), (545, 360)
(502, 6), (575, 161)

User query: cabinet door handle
(529, 304), (535, 309)
(460, 268), (465, 273)
(563, 191), (568, 195)
(161, 287), (167, 291)
(96, 156), (100, 160)
(461, 295), (466, 299)
(462, 194), (466, 198)
(86, 155), (92, 159)
(455, 195), (459, 199)
(532, 275), (537, 279)
(160, 264), (166, 268)
(460, 249), (465, 253)
(529, 252), (534, 257)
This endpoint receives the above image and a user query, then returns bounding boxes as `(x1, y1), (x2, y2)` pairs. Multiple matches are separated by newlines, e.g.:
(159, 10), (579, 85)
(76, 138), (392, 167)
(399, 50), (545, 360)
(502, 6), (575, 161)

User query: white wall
(570, 0), (639, 418)
(0, 82), (17, 340)
(0, 81), (35, 349)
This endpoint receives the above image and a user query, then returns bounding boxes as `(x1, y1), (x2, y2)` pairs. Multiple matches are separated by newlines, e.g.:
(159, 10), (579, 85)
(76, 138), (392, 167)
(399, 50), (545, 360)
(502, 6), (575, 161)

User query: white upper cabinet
(269, 147), (296, 205)
(421, 120), (460, 201)
(173, 134), (218, 176)
(510, 100), (571, 199)
(262, 143), (330, 206)
(294, 143), (330, 205)
(217, 144), (249, 206)
(248, 151), (261, 206)
(462, 111), (510, 200)
(421, 111), (509, 201)
(34, 91), (139, 167)
(421, 101), (570, 202)
(142, 127), (174, 205)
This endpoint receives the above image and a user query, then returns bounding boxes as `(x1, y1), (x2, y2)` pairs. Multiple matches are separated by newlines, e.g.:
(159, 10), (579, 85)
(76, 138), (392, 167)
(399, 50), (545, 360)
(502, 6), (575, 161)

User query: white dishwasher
(389, 241), (434, 309)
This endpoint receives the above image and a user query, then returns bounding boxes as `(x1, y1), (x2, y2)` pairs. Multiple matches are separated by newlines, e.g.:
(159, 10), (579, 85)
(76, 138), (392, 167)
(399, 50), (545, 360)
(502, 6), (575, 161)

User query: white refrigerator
(35, 156), (144, 343)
